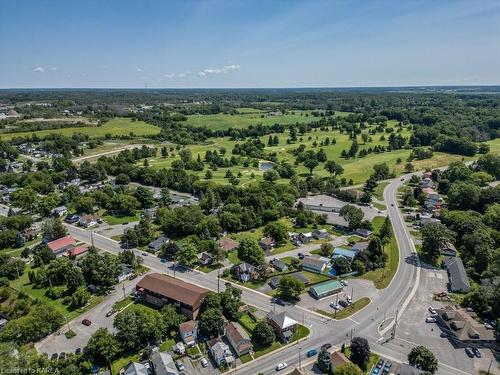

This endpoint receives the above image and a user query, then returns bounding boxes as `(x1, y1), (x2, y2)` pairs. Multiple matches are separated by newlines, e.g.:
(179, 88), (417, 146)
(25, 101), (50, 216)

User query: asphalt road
(38, 173), (468, 375)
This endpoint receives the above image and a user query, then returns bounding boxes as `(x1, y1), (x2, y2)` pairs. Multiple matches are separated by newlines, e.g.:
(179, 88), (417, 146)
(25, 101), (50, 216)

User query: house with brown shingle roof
(217, 237), (239, 252)
(225, 322), (252, 357)
(136, 273), (210, 319)
(179, 320), (198, 347)
(330, 351), (350, 368)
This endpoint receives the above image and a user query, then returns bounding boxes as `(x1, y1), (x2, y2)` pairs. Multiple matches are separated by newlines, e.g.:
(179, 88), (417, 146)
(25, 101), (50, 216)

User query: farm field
(0, 117), (160, 140)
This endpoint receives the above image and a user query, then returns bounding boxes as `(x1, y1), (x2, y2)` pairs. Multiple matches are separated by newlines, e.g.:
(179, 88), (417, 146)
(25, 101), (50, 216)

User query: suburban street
(33, 173), (477, 375)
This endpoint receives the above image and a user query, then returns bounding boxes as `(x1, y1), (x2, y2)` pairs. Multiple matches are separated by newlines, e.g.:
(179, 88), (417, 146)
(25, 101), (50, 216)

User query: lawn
(0, 117), (160, 140)
(111, 351), (140, 375)
(291, 324), (310, 341)
(227, 251), (240, 265)
(112, 296), (135, 311)
(371, 216), (386, 234)
(238, 313), (257, 332)
(103, 212), (140, 225)
(301, 271), (330, 285)
(360, 236), (398, 289)
(159, 338), (176, 352)
(10, 268), (104, 321)
(373, 182), (390, 201)
(252, 340), (282, 359)
(317, 297), (371, 320)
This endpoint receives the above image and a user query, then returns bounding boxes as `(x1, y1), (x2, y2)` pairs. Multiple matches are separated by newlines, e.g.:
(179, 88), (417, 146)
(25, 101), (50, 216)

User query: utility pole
(298, 347), (302, 369)
(91, 230), (94, 247)
(391, 309), (399, 339)
(335, 292), (339, 318)
(487, 358), (492, 374)
(351, 286), (354, 301)
(122, 282), (126, 299)
(217, 267), (220, 293)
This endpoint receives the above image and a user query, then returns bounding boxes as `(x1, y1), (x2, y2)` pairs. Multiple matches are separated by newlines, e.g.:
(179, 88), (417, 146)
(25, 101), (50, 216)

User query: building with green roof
(309, 280), (343, 299)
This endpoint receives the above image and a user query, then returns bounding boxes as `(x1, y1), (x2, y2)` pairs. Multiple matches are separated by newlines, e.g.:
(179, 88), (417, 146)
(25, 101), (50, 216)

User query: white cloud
(178, 72), (187, 78)
(164, 73), (176, 78)
(49, 66), (58, 71)
(33, 67), (45, 73)
(136, 68), (143, 72)
(198, 64), (240, 77)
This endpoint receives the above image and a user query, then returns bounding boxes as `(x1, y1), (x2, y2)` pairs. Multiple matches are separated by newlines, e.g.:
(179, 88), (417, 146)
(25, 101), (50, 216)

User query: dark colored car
(321, 343), (332, 351)
(274, 298), (286, 306)
(306, 349), (317, 357)
(298, 253), (305, 259)
(376, 359), (384, 368)
(339, 300), (348, 308)
(472, 348), (481, 358)
(75, 348), (81, 355)
(82, 318), (92, 326)
(465, 348), (475, 358)
(440, 332), (448, 338)
(51, 353), (58, 361)
(58, 352), (66, 360)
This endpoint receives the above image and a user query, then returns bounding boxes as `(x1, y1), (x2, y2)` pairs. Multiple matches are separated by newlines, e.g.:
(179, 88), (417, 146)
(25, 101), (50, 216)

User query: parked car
(340, 280), (348, 286)
(376, 359), (384, 368)
(128, 273), (137, 280)
(160, 258), (167, 263)
(51, 353), (58, 361)
(472, 348), (481, 358)
(142, 252), (149, 256)
(75, 348), (81, 355)
(200, 358), (208, 368)
(465, 348), (475, 358)
(425, 317), (436, 323)
(276, 362), (288, 371)
(82, 318), (92, 326)
(382, 361), (392, 375)
(346, 295), (352, 304)
(106, 309), (116, 317)
(428, 306), (437, 315)
(298, 253), (305, 259)
(339, 300), (348, 308)
(330, 302), (339, 310)
(175, 360), (185, 371)
(306, 349), (318, 357)
(321, 343), (332, 350)
(484, 322), (494, 330)
(58, 352), (66, 360)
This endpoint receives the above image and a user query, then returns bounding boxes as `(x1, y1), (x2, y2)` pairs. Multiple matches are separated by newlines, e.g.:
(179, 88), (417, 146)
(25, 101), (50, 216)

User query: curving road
(37, 173), (464, 374)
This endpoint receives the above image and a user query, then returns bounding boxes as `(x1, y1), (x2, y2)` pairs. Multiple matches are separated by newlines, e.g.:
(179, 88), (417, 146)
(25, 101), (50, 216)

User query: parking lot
(394, 267), (499, 375)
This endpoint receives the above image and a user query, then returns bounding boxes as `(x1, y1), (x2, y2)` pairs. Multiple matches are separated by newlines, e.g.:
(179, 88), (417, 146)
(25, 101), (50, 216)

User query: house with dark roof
(313, 229), (329, 239)
(148, 235), (169, 252)
(123, 362), (148, 375)
(270, 258), (288, 272)
(267, 311), (297, 342)
(136, 273), (210, 319)
(225, 322), (253, 357)
(330, 351), (350, 368)
(217, 237), (239, 252)
(444, 257), (470, 292)
(351, 241), (369, 252)
(302, 256), (328, 274)
(208, 338), (234, 367)
(354, 228), (372, 238)
(232, 262), (259, 282)
(198, 252), (213, 266)
(434, 305), (496, 346)
(150, 351), (179, 375)
(299, 232), (313, 243)
(259, 237), (275, 251)
(440, 242), (457, 257)
(47, 235), (76, 256)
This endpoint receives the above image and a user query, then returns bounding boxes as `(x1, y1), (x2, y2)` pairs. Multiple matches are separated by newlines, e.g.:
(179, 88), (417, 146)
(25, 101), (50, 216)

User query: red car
(82, 319), (92, 326)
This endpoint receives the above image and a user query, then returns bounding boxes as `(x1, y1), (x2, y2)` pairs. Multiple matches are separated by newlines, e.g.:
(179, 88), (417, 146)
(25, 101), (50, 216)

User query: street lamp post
(298, 347), (302, 369)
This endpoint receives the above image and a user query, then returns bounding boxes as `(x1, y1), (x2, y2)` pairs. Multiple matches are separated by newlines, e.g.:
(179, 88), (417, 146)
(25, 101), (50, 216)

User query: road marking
(348, 317), (359, 324)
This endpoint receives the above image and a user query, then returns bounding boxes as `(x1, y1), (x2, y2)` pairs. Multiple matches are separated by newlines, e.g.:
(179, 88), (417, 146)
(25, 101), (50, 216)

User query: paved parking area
(394, 267), (499, 375)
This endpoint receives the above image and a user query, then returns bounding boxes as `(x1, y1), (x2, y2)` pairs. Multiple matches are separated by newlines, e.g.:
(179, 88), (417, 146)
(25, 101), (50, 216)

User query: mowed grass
(184, 110), (316, 130)
(361, 236), (399, 289)
(142, 120), (498, 185)
(0, 117), (160, 140)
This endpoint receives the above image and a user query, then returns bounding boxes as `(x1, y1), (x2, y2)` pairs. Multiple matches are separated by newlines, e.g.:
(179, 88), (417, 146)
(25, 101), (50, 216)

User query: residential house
(225, 322), (253, 357)
(267, 311), (297, 342)
(440, 242), (457, 257)
(420, 216), (440, 226)
(232, 262), (259, 282)
(64, 244), (89, 258)
(301, 256), (328, 274)
(79, 215), (99, 228)
(198, 252), (213, 266)
(351, 241), (369, 253)
(148, 235), (169, 252)
(419, 178), (435, 189)
(52, 206), (67, 217)
(179, 320), (198, 347)
(354, 228), (372, 238)
(268, 276), (281, 289)
(208, 338), (234, 367)
(47, 235), (76, 256)
(150, 352), (179, 375)
(330, 351), (350, 368)
(270, 258), (288, 272)
(444, 257), (470, 293)
(172, 342), (185, 355)
(299, 232), (313, 243)
(309, 280), (343, 299)
(117, 264), (134, 282)
(217, 237), (239, 252)
(65, 214), (80, 224)
(434, 305), (496, 346)
(332, 248), (358, 263)
(136, 273), (210, 319)
(269, 272), (309, 289)
(259, 237), (275, 251)
(422, 171), (433, 179)
(312, 229), (329, 240)
(123, 362), (148, 375)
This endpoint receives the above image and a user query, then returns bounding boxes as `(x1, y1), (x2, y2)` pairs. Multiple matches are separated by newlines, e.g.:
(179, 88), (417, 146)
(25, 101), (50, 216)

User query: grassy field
(10, 268), (104, 321)
(103, 212), (140, 225)
(0, 117), (160, 140)
(360, 236), (399, 289)
(184, 110), (315, 130)
(373, 182), (390, 201)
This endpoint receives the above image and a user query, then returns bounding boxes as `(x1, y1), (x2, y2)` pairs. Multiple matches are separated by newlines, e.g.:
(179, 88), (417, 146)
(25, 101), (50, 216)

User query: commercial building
(136, 273), (210, 319)
(309, 280), (343, 299)
(444, 257), (470, 293)
(47, 235), (76, 256)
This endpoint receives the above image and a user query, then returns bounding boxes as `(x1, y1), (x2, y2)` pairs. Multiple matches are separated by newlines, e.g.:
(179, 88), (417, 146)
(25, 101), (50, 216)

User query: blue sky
(1, 0), (499, 88)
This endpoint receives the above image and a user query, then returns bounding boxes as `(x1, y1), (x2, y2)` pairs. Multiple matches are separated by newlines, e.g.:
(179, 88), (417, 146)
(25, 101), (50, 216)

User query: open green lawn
(159, 338), (176, 352)
(0, 117), (160, 140)
(360, 236), (399, 289)
(301, 271), (331, 285)
(112, 296), (135, 311)
(227, 250), (240, 265)
(238, 313), (257, 332)
(373, 182), (389, 201)
(371, 216), (386, 234)
(111, 351), (141, 375)
(183, 110), (315, 130)
(103, 212), (140, 225)
(10, 268), (104, 321)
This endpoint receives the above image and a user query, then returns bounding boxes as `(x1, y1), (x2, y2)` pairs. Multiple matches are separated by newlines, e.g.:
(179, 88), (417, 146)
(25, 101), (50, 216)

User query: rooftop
(310, 280), (343, 295)
(267, 311), (297, 329)
(47, 235), (76, 252)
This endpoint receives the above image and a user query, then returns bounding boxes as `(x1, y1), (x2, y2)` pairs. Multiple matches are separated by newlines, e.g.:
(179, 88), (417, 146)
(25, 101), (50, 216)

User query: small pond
(259, 161), (274, 171)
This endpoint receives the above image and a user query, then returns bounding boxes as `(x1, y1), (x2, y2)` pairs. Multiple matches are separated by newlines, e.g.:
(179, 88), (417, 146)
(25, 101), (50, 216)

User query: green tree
(324, 160), (344, 179)
(316, 348), (332, 374)
(408, 346), (438, 374)
(199, 308), (224, 338)
(70, 286), (91, 309)
(161, 304), (186, 333)
(339, 205), (364, 230)
(114, 308), (164, 351)
(252, 321), (275, 347)
(264, 221), (288, 246)
(334, 362), (363, 375)
(304, 157), (319, 175)
(237, 238), (264, 266)
(263, 169), (280, 183)
(277, 275), (304, 301)
(176, 242), (198, 267)
(84, 328), (120, 368)
(350, 337), (370, 369)
(331, 257), (351, 275)
(41, 218), (67, 242)
(421, 223), (455, 263)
